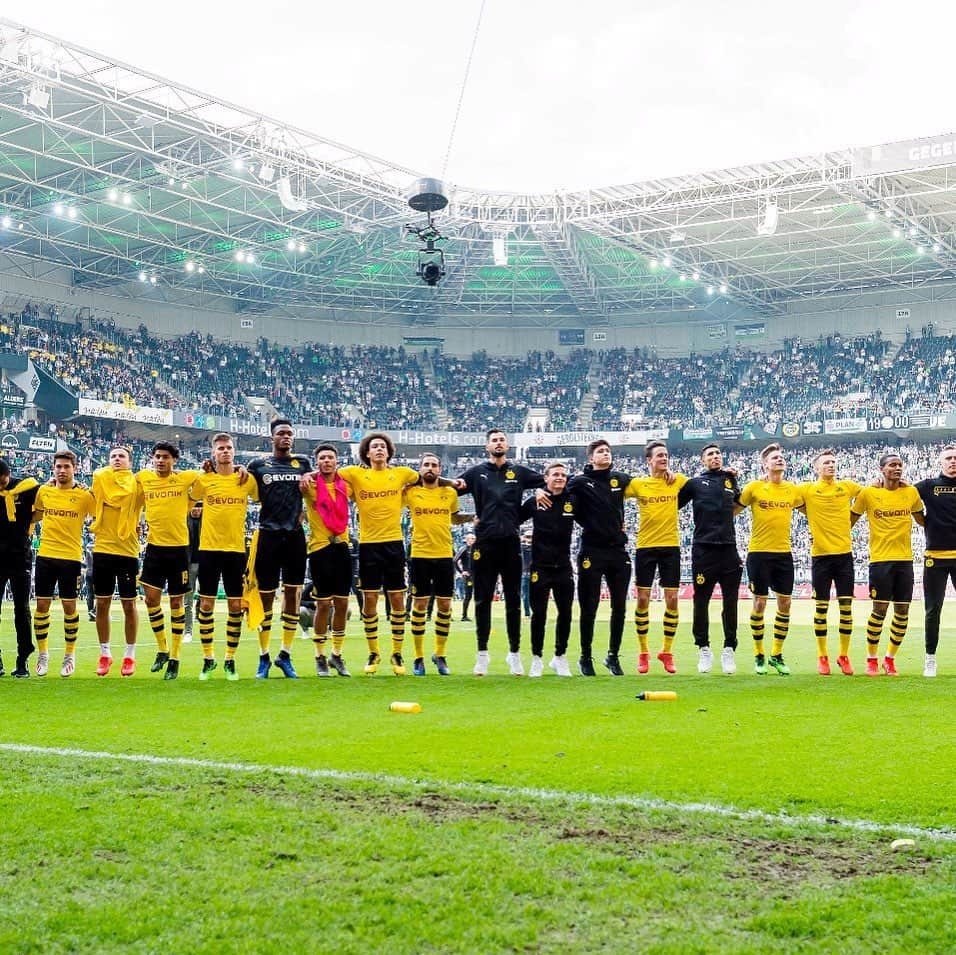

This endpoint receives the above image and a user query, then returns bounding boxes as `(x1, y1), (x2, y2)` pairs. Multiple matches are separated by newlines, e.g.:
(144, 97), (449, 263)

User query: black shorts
(409, 557), (455, 598)
(93, 553), (140, 600)
(358, 541), (406, 593)
(140, 544), (190, 596)
(869, 561), (914, 603)
(255, 528), (307, 592)
(198, 550), (247, 599)
(34, 556), (82, 600)
(811, 553), (854, 600)
(634, 547), (681, 590)
(308, 542), (353, 599)
(746, 552), (795, 597)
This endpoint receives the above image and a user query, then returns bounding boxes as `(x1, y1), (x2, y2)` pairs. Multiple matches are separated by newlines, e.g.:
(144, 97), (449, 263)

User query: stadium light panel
(53, 203), (64, 215)
(122, 194), (131, 205)
(297, 242), (306, 253)
(909, 227), (918, 236)
(892, 228), (902, 238)
(67, 207), (78, 219)
(234, 250), (245, 262)
(232, 157), (245, 171)
(286, 239), (296, 251)
(185, 261), (195, 272)
(916, 246), (925, 255)
(662, 255), (672, 267)
(933, 243), (942, 253)
(198, 266), (205, 274)
(492, 236), (508, 266)
(108, 188), (118, 201)
(867, 210), (877, 221)
(1, 216), (10, 229)
(149, 275), (157, 284)
(138, 271), (147, 282)
(706, 286), (714, 295)
(691, 271), (700, 281)
(719, 284), (728, 294)
(648, 258), (658, 270)
(884, 209), (893, 218)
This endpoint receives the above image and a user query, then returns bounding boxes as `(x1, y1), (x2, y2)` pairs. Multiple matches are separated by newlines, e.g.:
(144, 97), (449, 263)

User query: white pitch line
(1, 742), (953, 844)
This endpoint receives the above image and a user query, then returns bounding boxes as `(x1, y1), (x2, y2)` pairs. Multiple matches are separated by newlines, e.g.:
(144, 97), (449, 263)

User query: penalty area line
(1, 742), (953, 844)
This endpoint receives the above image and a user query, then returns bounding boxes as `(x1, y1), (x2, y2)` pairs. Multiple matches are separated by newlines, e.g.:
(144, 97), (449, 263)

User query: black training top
(458, 459), (544, 541)
(247, 454), (312, 532)
(519, 490), (575, 568)
(567, 465), (631, 551)
(915, 475), (956, 553)
(0, 476), (39, 556)
(678, 468), (740, 548)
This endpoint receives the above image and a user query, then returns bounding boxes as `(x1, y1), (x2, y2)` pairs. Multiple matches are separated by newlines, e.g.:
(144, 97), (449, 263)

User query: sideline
(2, 742), (953, 843)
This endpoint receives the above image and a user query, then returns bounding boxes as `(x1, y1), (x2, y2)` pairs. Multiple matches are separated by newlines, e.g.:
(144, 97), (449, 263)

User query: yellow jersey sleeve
(405, 486), (458, 558)
(91, 469), (143, 558)
(35, 485), (94, 561)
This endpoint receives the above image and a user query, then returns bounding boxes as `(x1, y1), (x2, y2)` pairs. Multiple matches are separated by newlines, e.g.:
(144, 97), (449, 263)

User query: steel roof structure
(4, 18), (956, 327)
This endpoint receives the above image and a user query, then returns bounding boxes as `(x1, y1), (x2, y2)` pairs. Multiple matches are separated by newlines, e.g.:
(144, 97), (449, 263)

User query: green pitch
(0, 599), (953, 953)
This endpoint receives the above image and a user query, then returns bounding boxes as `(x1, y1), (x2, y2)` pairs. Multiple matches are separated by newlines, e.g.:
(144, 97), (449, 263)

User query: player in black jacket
(454, 533), (475, 620)
(519, 461), (576, 677)
(567, 439), (632, 676)
(0, 458), (40, 677)
(677, 443), (742, 675)
(915, 444), (956, 677)
(457, 429), (545, 676)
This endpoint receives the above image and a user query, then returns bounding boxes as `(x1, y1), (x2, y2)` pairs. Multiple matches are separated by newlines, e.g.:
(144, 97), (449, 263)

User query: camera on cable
(405, 178), (448, 287)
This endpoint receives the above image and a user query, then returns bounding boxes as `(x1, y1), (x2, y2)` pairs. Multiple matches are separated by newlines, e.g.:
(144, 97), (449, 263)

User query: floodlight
(53, 203), (64, 215)
(706, 286), (714, 295)
(138, 272), (147, 282)
(648, 258), (658, 270)
(1, 217), (10, 229)
(185, 261), (195, 272)
(257, 164), (275, 183)
(866, 210), (877, 221)
(297, 242), (306, 253)
(662, 255), (672, 268)
(149, 275), (157, 284)
(719, 284), (728, 294)
(25, 85), (49, 110)
(122, 194), (131, 205)
(67, 207), (77, 219)
(108, 189), (118, 202)
(691, 271), (700, 281)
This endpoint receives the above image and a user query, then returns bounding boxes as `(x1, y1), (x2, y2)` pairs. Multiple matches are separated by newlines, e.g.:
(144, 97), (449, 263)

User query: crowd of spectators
(6, 302), (956, 435)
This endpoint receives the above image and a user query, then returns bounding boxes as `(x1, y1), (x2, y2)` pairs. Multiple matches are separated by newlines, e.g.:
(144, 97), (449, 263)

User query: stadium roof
(4, 17), (956, 328)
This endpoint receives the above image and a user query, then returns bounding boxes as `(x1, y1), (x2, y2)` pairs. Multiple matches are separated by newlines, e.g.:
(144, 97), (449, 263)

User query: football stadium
(0, 10), (954, 953)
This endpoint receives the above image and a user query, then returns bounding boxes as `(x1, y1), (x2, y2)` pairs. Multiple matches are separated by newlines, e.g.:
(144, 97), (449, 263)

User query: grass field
(1, 598), (953, 954)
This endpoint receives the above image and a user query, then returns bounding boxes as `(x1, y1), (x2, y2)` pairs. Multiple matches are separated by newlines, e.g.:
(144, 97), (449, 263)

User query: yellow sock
(634, 607), (650, 653)
(147, 605), (168, 652)
(313, 631), (328, 657)
(750, 610), (765, 655)
(410, 607), (427, 658)
(63, 613), (79, 653)
(434, 609), (452, 657)
(390, 609), (407, 656)
(170, 607), (187, 660)
(888, 610), (908, 657)
(258, 610), (273, 654)
(662, 607), (678, 653)
(771, 611), (790, 656)
(225, 611), (242, 660)
(331, 630), (345, 655)
(362, 611), (379, 657)
(197, 607), (215, 659)
(838, 598), (853, 657)
(33, 611), (50, 653)
(281, 612), (298, 652)
(866, 610), (885, 657)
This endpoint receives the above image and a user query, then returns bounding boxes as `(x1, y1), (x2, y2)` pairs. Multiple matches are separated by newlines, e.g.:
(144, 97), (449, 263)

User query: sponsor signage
(558, 329), (585, 346)
(853, 135), (956, 176)
(682, 427), (714, 441)
(706, 323), (726, 340)
(0, 431), (59, 452)
(1, 389), (25, 408)
(713, 425), (748, 440)
(239, 318), (254, 329)
(781, 422), (800, 438)
(802, 420), (823, 435)
(592, 331), (607, 342)
(824, 417), (868, 434)
(896, 308), (911, 320)
(868, 413), (948, 432)
(734, 323), (765, 338)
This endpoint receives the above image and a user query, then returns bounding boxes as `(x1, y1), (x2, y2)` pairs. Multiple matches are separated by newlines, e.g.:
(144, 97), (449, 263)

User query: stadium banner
(705, 323), (726, 340)
(77, 397), (173, 426)
(679, 427), (714, 441)
(734, 323), (765, 338)
(852, 134), (956, 176)
(1, 387), (25, 408)
(825, 417), (868, 434)
(514, 428), (668, 449)
(0, 431), (59, 453)
(867, 412), (950, 432)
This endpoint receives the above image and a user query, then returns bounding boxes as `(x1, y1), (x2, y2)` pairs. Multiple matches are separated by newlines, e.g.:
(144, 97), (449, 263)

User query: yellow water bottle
(637, 691), (677, 702)
(389, 701), (422, 714)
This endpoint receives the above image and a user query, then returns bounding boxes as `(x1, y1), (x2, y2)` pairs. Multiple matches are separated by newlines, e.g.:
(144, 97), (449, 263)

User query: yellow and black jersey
(191, 471), (259, 553)
(851, 485), (924, 563)
(797, 479), (862, 557)
(338, 465), (419, 544)
(739, 479), (800, 554)
(34, 485), (95, 562)
(302, 476), (351, 554)
(404, 485), (459, 559)
(137, 469), (202, 547)
(91, 467), (144, 558)
(625, 473), (687, 549)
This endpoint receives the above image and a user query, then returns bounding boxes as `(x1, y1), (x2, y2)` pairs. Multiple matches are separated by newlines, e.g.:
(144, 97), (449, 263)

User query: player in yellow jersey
(187, 433), (258, 681)
(624, 441), (686, 675)
(850, 452), (924, 676)
(736, 443), (801, 676)
(137, 442), (203, 677)
(337, 432), (429, 676)
(404, 452), (474, 676)
(301, 444), (353, 678)
(795, 448), (863, 676)
(90, 446), (145, 677)
(31, 451), (94, 677)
